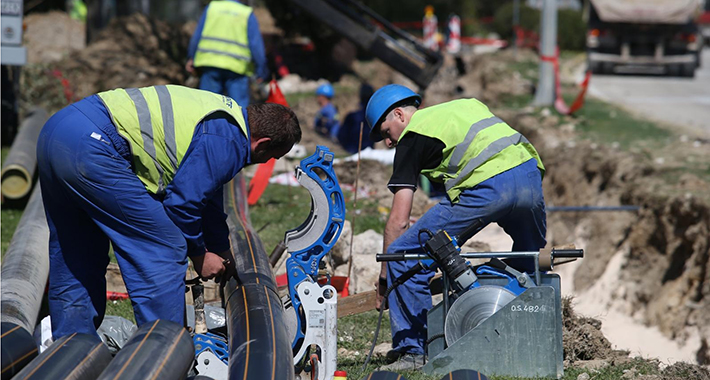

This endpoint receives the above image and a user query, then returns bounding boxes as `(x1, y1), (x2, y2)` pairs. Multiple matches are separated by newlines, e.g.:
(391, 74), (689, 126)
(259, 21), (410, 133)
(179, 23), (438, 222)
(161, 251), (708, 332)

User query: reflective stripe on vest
(98, 85), (247, 194)
(194, 1), (254, 75)
(398, 99), (544, 201)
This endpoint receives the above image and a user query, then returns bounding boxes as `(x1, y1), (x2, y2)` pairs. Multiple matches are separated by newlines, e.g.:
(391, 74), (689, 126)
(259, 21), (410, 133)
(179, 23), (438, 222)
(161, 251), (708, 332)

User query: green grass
(1, 206), (23, 259)
(250, 184), (386, 255)
(105, 299), (135, 324)
(570, 98), (672, 150)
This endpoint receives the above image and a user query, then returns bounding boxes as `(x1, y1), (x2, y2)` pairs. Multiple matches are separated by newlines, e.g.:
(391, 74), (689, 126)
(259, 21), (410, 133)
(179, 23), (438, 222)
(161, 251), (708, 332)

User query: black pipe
(223, 175), (294, 380)
(1, 108), (48, 200)
(12, 333), (111, 380)
(1, 322), (37, 380)
(96, 320), (194, 380)
(547, 205), (639, 212)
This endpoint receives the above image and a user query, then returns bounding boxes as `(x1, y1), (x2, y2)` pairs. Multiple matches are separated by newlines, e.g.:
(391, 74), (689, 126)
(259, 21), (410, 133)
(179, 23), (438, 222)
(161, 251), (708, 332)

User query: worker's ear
(393, 107), (405, 122)
(251, 136), (272, 153)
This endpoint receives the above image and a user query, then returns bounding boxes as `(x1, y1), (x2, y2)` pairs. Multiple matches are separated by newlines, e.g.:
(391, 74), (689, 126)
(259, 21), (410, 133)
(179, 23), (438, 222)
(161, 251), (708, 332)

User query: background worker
(337, 83), (375, 154)
(366, 84), (546, 370)
(186, 0), (269, 106)
(37, 85), (301, 339)
(314, 83), (340, 140)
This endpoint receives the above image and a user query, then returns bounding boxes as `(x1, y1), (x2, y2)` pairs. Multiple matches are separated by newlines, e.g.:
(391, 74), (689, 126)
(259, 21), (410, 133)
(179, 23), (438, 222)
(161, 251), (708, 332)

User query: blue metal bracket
(284, 146), (345, 352)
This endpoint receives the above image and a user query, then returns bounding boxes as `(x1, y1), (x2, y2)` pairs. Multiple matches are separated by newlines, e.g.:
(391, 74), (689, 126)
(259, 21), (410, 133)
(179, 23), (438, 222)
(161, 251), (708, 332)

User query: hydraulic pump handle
(376, 254), (407, 262)
(552, 249), (584, 258)
(455, 219), (485, 245)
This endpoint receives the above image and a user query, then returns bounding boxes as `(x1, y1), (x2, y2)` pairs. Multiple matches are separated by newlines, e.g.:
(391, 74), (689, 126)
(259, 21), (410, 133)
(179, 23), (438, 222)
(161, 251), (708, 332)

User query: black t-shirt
(388, 132), (445, 193)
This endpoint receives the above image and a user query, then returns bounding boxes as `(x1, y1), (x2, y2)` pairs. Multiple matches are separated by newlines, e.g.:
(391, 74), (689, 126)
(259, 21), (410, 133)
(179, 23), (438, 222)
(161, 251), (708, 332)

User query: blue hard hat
(316, 83), (335, 98)
(365, 84), (422, 142)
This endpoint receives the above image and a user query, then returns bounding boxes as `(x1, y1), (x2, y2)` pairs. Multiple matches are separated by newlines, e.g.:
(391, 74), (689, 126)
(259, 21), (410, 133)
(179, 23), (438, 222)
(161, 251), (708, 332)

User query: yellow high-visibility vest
(194, 0), (254, 75)
(399, 99), (544, 201)
(98, 85), (247, 194)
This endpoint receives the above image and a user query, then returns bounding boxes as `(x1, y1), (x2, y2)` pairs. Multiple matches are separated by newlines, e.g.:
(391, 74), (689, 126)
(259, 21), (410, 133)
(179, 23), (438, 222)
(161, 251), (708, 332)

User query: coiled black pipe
(223, 175), (294, 380)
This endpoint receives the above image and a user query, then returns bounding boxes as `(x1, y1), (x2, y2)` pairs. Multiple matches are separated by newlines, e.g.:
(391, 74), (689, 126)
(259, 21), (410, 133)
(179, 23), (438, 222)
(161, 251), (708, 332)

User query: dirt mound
(21, 13), (190, 114)
(562, 296), (622, 362)
(660, 362), (710, 380)
(24, 11), (85, 64)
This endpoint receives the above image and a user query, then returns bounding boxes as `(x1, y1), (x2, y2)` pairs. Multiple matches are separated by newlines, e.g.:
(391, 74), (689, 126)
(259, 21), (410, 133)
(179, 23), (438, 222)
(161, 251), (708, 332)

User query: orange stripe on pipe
(23, 333), (77, 379)
(112, 320), (159, 380)
(149, 327), (186, 380)
(0, 324), (21, 338)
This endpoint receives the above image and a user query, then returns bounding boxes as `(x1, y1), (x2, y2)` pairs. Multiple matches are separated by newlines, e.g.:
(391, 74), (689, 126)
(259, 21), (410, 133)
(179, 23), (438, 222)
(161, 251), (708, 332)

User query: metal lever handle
(376, 253), (405, 262)
(552, 249), (584, 258)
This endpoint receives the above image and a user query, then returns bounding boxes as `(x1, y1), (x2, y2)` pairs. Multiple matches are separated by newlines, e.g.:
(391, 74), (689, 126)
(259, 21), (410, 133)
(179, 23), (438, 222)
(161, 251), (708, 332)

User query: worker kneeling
(37, 85), (301, 340)
(367, 85), (546, 371)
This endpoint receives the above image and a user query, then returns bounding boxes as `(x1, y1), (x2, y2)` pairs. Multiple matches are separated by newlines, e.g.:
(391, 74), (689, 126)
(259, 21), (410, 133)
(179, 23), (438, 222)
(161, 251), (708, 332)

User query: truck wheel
(681, 63), (696, 78)
(588, 59), (602, 74)
(666, 64), (680, 77)
(602, 62), (614, 75)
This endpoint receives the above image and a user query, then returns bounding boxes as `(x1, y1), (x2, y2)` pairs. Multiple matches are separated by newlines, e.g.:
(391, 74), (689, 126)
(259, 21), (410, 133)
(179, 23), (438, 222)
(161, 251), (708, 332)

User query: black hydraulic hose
(361, 262), (427, 371)
(13, 333), (111, 380)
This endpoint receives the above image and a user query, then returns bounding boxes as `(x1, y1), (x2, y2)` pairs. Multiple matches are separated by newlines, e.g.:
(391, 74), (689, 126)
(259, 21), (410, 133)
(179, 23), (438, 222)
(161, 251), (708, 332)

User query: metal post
(513, 0), (520, 58)
(533, 0), (557, 106)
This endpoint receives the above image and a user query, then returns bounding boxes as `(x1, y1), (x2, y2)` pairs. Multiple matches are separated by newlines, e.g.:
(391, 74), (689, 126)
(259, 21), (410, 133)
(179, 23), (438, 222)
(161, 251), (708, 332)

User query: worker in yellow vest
(37, 85), (300, 339)
(365, 85), (546, 370)
(186, 0), (269, 106)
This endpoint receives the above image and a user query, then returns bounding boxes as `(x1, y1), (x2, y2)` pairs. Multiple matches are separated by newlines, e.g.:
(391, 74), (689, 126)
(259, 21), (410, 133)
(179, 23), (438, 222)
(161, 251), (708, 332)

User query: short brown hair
(246, 103), (301, 151)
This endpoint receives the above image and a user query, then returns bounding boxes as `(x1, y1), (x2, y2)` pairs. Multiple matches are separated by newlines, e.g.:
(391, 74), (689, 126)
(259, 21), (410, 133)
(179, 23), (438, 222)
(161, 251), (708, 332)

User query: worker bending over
(314, 83), (340, 140)
(37, 85), (300, 339)
(186, 0), (269, 106)
(366, 85), (546, 370)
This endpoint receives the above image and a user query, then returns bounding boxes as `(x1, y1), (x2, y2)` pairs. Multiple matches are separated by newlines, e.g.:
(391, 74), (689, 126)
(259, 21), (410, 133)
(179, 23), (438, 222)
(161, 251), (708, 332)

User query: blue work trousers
(199, 67), (250, 107)
(37, 103), (188, 340)
(386, 158), (546, 355)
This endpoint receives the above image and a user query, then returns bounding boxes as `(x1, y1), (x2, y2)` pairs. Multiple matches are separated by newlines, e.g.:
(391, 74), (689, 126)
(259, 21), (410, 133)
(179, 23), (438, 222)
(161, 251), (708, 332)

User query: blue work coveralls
(187, 0), (270, 106)
(37, 95), (251, 339)
(314, 103), (340, 140)
(386, 158), (547, 355)
(337, 108), (375, 154)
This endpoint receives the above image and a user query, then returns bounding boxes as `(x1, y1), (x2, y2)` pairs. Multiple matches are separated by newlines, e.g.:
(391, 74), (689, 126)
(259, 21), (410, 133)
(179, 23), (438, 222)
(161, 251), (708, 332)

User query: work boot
(385, 349), (403, 363)
(378, 353), (425, 371)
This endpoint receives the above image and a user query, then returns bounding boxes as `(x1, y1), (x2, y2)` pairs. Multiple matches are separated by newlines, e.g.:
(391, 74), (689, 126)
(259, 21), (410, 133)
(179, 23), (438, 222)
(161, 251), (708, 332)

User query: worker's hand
(375, 276), (388, 311)
(192, 251), (226, 280)
(215, 250), (237, 284)
(185, 59), (195, 74)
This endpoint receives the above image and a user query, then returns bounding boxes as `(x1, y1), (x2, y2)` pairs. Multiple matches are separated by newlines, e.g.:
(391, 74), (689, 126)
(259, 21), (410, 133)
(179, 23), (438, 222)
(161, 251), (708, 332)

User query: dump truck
(586, 0), (703, 77)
